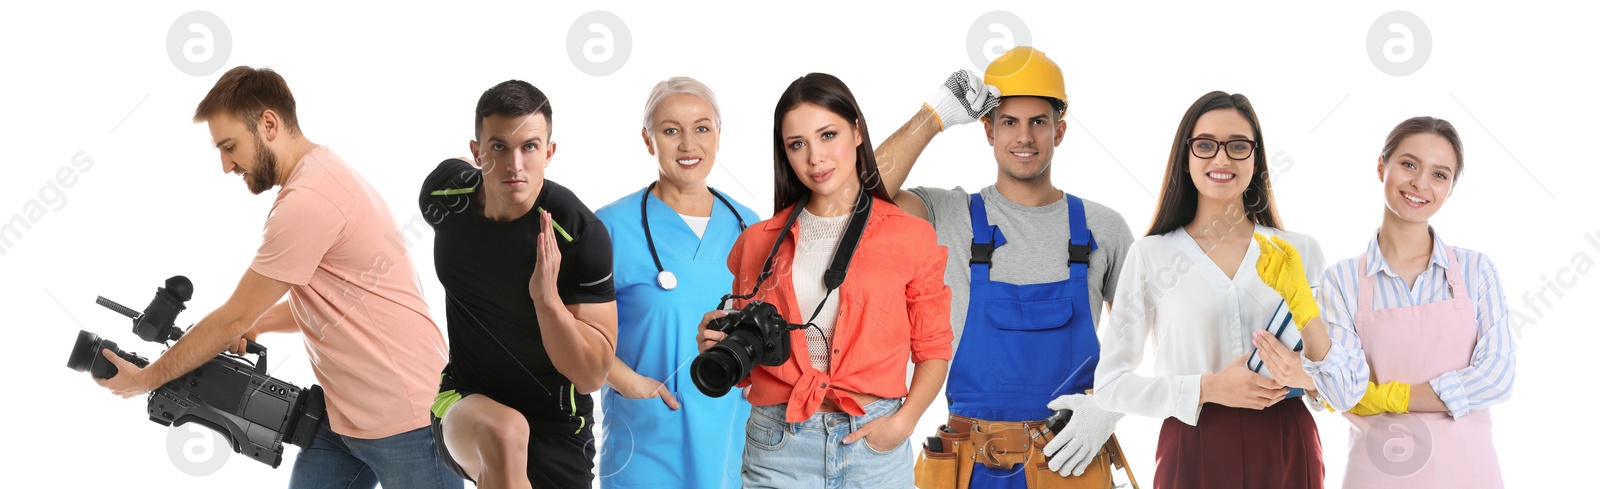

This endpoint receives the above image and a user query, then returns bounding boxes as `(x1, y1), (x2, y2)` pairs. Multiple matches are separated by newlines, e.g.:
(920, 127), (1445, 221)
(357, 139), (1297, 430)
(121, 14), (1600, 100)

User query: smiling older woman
(592, 76), (760, 489)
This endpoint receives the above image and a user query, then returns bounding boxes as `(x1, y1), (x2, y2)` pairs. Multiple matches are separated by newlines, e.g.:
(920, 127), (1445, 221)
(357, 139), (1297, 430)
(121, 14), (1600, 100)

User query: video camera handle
(242, 338), (268, 374)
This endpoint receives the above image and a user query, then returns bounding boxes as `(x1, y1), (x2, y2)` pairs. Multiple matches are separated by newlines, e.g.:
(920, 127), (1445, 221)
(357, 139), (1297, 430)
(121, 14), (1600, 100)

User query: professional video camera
(66, 276), (325, 468)
(690, 301), (806, 398)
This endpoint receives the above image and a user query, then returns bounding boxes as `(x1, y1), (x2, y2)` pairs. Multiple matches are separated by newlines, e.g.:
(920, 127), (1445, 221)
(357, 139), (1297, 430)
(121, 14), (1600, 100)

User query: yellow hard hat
(984, 46), (1067, 110)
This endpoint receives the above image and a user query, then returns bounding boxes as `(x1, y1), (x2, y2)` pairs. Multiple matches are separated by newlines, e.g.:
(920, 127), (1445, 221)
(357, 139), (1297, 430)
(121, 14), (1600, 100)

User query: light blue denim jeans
(741, 398), (914, 489)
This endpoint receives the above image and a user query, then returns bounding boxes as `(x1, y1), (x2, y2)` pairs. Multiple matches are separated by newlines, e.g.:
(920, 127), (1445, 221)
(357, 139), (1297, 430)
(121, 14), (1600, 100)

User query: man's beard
(247, 133), (279, 195)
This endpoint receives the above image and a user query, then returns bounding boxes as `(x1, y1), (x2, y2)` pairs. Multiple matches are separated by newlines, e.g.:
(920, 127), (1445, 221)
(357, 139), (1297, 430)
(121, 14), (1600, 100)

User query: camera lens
(67, 330), (122, 379)
(691, 329), (763, 397)
(691, 350), (739, 397)
(66, 331), (102, 373)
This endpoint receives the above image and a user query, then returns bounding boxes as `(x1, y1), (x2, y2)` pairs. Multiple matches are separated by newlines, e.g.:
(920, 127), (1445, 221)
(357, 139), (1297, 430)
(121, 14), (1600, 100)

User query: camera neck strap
(719, 188), (874, 321)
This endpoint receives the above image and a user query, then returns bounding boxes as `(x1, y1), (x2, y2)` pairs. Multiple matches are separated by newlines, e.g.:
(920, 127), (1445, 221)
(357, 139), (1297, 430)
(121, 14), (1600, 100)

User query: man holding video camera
(94, 66), (459, 489)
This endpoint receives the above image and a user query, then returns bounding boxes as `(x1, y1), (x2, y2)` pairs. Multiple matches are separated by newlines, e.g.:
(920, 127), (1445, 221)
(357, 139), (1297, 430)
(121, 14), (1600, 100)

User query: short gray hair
(642, 76), (722, 132)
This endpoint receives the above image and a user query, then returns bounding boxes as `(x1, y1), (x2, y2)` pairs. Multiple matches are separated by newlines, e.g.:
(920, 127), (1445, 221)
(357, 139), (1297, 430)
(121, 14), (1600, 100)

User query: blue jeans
(289, 417), (463, 489)
(741, 398), (914, 489)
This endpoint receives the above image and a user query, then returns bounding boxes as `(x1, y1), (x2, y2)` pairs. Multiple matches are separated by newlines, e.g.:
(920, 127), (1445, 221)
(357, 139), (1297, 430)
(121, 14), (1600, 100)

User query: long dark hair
(1381, 116), (1464, 183)
(770, 73), (893, 215)
(1146, 91), (1281, 236)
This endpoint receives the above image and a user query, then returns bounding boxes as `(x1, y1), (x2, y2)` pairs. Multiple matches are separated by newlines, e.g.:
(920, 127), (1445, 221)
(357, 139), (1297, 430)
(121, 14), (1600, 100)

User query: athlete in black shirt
(422, 80), (618, 489)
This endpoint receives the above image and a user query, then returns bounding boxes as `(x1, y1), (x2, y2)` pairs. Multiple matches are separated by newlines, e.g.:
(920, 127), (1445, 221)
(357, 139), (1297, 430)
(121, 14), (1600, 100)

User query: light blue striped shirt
(1302, 229), (1516, 418)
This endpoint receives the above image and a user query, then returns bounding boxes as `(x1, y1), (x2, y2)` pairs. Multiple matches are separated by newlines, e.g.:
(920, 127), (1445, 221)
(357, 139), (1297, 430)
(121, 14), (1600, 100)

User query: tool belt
(914, 414), (1139, 489)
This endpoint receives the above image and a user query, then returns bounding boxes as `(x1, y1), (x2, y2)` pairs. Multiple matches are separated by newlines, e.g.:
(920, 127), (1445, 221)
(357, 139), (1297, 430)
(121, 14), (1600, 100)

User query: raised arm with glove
(876, 69), (1001, 218)
(923, 69), (1002, 131)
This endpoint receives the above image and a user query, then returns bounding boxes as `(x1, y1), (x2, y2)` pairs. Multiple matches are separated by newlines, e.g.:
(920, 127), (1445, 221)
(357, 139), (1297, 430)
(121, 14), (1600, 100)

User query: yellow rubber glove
(1348, 381), (1411, 416)
(1253, 233), (1320, 330)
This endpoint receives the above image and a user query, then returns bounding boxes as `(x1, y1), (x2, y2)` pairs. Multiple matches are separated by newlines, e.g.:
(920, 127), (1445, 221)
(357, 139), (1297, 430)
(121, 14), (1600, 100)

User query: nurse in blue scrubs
(594, 76), (760, 489)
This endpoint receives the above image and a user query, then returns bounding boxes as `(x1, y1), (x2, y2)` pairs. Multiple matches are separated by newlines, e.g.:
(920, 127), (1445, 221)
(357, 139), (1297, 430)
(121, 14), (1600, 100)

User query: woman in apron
(1253, 116), (1514, 487)
(1094, 91), (1327, 489)
(594, 77), (761, 489)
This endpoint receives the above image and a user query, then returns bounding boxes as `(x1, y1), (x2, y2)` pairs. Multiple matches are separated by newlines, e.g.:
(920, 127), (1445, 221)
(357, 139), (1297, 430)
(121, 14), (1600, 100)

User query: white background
(3, 1), (1594, 487)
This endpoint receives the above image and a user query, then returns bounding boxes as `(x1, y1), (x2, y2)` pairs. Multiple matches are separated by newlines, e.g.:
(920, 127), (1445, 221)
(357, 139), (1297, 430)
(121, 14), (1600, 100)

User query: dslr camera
(66, 276), (325, 468)
(690, 300), (806, 397)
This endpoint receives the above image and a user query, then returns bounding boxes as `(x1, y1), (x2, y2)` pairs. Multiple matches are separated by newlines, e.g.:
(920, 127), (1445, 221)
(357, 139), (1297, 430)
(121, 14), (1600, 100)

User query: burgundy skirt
(1154, 400), (1324, 489)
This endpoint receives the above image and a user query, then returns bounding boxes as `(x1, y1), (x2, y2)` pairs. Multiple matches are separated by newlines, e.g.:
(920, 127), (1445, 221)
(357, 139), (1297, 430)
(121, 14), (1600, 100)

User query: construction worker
(876, 47), (1136, 489)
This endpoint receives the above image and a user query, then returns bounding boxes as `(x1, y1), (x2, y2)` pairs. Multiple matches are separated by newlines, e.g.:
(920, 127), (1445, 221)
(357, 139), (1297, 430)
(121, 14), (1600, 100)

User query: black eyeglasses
(1187, 137), (1258, 160)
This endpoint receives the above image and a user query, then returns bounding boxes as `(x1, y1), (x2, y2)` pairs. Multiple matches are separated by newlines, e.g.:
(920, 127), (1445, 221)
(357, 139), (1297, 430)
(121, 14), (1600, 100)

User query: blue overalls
(947, 193), (1101, 489)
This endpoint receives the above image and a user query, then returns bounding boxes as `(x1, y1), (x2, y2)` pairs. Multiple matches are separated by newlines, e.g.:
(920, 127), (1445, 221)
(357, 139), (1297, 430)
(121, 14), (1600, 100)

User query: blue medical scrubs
(594, 186), (759, 489)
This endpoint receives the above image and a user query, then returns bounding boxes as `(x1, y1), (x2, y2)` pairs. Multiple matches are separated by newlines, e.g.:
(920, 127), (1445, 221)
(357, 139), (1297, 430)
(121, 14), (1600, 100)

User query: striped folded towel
(1247, 289), (1313, 398)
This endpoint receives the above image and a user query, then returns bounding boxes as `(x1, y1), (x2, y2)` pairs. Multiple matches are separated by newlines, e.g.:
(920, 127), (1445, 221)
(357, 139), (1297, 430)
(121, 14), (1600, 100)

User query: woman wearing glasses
(594, 77), (761, 489)
(1095, 91), (1326, 488)
(1253, 116), (1513, 487)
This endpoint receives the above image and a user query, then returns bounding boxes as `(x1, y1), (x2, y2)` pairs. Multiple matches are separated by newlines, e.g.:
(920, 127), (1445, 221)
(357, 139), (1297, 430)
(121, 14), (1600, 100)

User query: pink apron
(1343, 251), (1502, 487)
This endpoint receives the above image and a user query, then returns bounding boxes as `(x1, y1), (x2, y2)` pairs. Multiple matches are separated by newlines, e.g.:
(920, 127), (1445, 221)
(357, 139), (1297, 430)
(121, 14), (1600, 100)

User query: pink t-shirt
(251, 145), (447, 439)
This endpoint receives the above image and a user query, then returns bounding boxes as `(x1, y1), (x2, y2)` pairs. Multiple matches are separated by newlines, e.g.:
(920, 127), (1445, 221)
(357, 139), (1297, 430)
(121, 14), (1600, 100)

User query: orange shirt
(726, 197), (953, 422)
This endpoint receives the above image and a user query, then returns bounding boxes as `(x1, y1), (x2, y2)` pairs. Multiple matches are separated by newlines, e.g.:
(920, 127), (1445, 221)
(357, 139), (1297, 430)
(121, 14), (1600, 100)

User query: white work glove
(923, 69), (1001, 131)
(1043, 393), (1123, 477)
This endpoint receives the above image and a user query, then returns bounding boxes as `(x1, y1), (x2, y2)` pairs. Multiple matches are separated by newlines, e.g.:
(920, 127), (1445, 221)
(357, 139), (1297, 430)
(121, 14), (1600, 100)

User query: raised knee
(469, 409), (529, 454)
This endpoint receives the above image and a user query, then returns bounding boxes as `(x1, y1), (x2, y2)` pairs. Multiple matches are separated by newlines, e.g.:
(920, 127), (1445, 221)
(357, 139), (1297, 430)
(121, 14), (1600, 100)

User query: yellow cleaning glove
(1254, 233), (1320, 330)
(1348, 381), (1411, 416)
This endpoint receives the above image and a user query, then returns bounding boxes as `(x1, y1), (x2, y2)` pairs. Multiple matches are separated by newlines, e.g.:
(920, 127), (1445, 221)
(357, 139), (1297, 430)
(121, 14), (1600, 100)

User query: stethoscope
(642, 181), (747, 290)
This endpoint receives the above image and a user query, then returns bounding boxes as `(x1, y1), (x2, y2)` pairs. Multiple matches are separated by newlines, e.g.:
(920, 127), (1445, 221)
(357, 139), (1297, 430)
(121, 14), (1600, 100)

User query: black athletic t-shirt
(419, 158), (615, 434)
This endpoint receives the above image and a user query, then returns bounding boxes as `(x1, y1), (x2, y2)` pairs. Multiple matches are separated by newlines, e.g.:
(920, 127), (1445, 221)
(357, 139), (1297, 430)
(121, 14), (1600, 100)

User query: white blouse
(1094, 224), (1324, 426)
